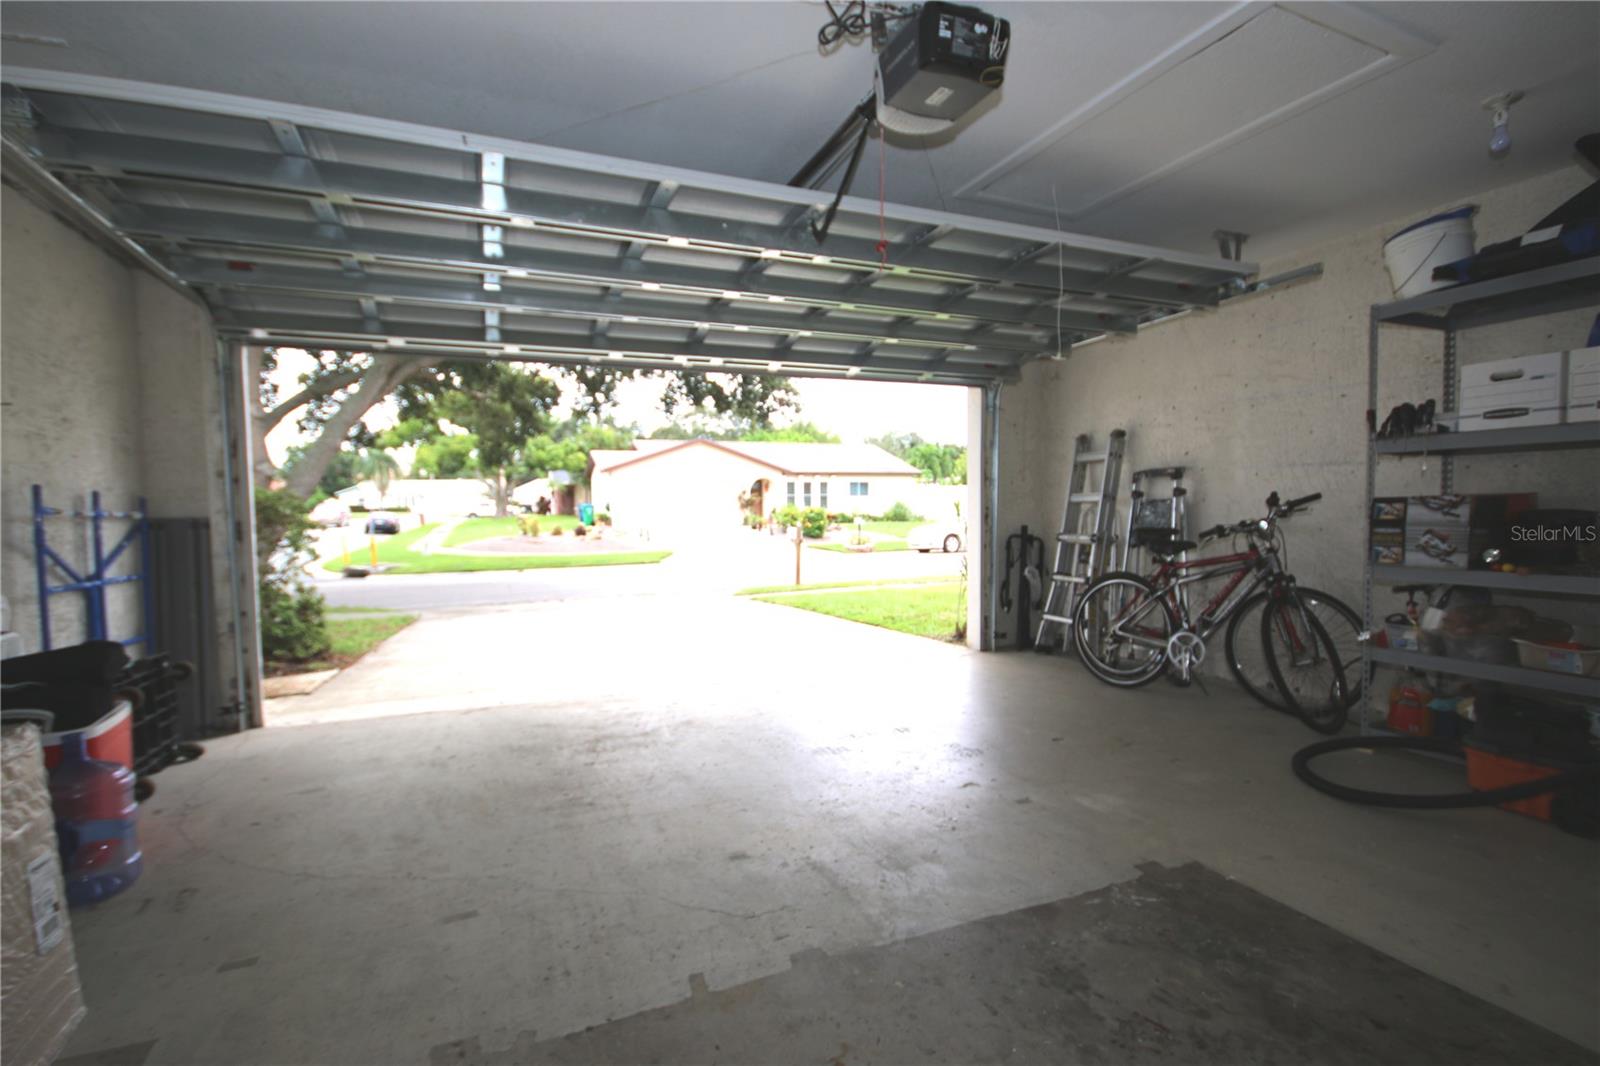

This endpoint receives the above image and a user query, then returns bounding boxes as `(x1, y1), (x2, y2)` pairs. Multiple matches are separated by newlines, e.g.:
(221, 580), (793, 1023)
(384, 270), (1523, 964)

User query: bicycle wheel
(1071, 572), (1177, 688)
(1260, 593), (1349, 733)
(1225, 587), (1363, 713)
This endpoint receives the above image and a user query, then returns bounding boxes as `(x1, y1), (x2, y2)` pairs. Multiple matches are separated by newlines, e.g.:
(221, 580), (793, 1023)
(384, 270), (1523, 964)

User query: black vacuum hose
(1292, 735), (1600, 836)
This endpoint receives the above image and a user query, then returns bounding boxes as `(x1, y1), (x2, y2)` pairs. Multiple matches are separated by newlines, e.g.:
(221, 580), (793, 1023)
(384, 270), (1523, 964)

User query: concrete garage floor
(59, 594), (1599, 1065)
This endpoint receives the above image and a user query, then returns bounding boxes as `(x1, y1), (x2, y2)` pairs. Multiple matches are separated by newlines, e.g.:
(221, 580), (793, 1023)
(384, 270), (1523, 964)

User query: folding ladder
(1034, 430), (1126, 651)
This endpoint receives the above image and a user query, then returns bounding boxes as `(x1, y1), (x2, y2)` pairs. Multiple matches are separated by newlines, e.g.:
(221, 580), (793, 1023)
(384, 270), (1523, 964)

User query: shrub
(597, 512), (613, 526)
(800, 507), (827, 539)
(827, 512), (854, 526)
(254, 488), (329, 662)
(774, 505), (801, 529)
(574, 524), (587, 537)
(883, 501), (921, 523)
(517, 516), (541, 537)
(551, 526), (565, 536)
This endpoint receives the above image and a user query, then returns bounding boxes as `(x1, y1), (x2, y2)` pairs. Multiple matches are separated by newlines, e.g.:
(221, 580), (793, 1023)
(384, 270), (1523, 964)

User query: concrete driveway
(272, 556), (966, 727)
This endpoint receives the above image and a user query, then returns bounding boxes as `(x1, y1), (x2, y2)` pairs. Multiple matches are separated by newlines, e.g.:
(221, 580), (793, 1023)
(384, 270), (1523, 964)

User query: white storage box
(1457, 350), (1564, 431)
(1566, 345), (1600, 423)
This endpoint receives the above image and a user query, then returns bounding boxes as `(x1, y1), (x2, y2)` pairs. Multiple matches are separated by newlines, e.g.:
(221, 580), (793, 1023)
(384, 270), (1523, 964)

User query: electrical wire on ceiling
(815, 1), (916, 49)
(817, 0), (870, 47)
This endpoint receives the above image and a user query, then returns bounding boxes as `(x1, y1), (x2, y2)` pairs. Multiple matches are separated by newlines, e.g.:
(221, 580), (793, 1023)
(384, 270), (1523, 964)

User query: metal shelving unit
(1362, 263), (1600, 732)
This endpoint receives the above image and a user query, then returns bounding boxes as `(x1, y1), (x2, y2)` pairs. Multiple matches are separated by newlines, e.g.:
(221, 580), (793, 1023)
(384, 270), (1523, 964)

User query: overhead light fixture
(1483, 90), (1522, 157)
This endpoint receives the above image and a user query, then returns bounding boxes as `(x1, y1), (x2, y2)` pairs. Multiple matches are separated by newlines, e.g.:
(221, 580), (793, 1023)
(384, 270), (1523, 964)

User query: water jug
(49, 731), (142, 905)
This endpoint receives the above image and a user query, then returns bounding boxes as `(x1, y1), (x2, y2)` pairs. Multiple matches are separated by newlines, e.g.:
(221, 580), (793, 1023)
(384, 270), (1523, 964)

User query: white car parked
(908, 521), (965, 553)
(309, 497), (351, 527)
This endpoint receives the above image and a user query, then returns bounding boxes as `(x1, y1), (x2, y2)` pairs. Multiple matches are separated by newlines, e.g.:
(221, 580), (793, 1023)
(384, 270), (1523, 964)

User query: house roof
(722, 442), (921, 476)
(591, 440), (920, 477)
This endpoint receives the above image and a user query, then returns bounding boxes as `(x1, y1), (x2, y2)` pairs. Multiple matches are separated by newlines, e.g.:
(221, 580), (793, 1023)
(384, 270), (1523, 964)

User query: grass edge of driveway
(750, 581), (967, 642)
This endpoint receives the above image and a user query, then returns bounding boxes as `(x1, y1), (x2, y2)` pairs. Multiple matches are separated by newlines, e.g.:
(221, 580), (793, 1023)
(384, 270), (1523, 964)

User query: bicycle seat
(1148, 537), (1196, 557)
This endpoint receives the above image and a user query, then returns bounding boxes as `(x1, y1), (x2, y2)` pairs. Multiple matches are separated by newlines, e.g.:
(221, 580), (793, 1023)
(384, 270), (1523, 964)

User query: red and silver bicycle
(1071, 492), (1354, 733)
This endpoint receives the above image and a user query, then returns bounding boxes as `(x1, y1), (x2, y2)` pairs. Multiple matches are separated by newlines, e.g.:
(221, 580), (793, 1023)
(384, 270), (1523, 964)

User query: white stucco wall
(592, 444), (782, 539)
(996, 165), (1596, 627)
(2, 183), (253, 721)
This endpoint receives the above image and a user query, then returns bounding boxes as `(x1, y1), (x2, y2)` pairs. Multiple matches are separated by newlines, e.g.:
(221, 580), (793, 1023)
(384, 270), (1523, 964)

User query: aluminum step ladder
(1034, 430), (1126, 652)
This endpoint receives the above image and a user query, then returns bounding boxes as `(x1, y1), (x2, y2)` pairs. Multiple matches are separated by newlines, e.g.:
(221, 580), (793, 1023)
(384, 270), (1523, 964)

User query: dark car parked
(364, 516), (401, 535)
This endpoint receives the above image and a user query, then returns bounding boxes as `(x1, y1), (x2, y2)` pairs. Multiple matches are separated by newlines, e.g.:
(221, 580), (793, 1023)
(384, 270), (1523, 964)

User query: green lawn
(322, 521), (668, 574)
(269, 611), (417, 674)
(736, 577), (960, 596)
(810, 539), (910, 553)
(859, 520), (924, 537)
(752, 581), (965, 642)
(362, 551), (669, 574)
(326, 522), (439, 569)
(443, 514), (582, 546)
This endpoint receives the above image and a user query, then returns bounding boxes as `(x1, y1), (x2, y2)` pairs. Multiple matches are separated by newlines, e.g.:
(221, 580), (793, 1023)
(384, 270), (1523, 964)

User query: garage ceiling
(1, 70), (1254, 385)
(2, 2), (1596, 261)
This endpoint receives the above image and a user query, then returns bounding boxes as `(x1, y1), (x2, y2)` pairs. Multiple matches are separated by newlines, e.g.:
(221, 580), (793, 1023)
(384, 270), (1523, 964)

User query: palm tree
(355, 447), (401, 509)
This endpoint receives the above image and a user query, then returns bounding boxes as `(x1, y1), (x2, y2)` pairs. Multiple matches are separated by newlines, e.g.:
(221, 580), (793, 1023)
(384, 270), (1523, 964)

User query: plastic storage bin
(1464, 739), (1572, 822)
(1384, 206), (1475, 299)
(1512, 638), (1600, 677)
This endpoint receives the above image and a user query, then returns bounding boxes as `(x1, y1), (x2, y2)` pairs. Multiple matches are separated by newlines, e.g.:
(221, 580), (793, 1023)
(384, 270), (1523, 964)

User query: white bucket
(1383, 206), (1476, 299)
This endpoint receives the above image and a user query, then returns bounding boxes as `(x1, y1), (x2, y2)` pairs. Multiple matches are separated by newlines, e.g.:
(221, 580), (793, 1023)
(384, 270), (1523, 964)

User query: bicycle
(1071, 492), (1352, 733)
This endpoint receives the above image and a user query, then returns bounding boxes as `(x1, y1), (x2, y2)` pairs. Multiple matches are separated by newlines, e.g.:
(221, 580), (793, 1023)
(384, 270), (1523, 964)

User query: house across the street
(335, 478), (496, 518)
(589, 440), (922, 537)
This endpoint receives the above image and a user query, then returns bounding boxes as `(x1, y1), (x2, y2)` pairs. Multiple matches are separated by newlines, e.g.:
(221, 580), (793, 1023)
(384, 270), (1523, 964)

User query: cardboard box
(1371, 497), (1408, 526)
(1567, 346), (1600, 423)
(1458, 351), (1565, 430)
(1370, 528), (1405, 566)
(1401, 494), (1536, 569)
(2, 725), (85, 1066)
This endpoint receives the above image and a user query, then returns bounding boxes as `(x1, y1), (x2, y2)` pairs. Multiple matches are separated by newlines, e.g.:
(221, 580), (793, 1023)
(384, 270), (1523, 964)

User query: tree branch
(260, 368), (367, 431)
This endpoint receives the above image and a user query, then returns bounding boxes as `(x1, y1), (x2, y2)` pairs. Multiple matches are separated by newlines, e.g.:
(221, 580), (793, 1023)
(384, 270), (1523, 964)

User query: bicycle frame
(1100, 538), (1309, 660)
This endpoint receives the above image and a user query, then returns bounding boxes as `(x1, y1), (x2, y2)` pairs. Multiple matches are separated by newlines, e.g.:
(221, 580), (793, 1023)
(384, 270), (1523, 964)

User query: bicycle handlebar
(1282, 492), (1322, 512)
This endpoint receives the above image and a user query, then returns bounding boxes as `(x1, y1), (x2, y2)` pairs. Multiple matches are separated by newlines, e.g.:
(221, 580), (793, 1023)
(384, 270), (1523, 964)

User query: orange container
(1464, 742), (1563, 821)
(42, 700), (134, 773)
(1387, 682), (1434, 736)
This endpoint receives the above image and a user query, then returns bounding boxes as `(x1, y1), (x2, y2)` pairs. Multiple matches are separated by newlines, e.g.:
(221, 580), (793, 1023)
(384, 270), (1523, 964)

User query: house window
(787, 481), (796, 506)
(850, 481), (869, 496)
(803, 481), (812, 507)
(819, 482), (828, 509)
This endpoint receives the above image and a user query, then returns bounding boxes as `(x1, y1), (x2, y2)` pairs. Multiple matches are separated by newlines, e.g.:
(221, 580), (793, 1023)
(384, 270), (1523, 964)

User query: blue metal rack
(32, 484), (154, 652)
